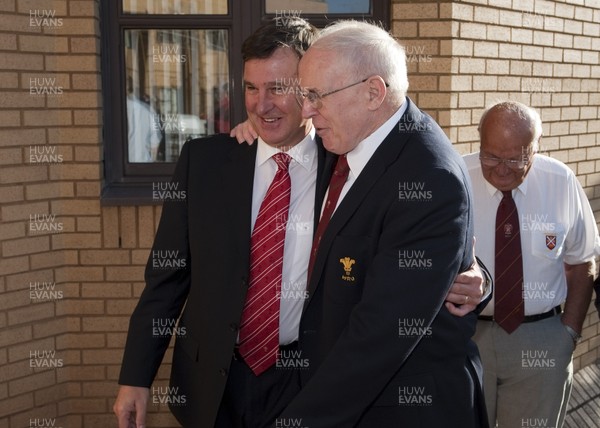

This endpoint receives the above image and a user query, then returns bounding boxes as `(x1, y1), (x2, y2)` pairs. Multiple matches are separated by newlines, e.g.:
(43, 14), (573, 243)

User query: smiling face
(243, 47), (310, 148)
(479, 109), (535, 191)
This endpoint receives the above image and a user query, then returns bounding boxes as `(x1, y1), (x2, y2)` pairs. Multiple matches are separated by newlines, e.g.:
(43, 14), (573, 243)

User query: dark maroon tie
(308, 155), (350, 281)
(494, 190), (525, 334)
(238, 153), (291, 375)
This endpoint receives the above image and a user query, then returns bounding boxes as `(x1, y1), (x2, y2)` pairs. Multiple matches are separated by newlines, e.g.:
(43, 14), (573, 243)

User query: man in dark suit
(114, 19), (488, 428)
(270, 20), (489, 427)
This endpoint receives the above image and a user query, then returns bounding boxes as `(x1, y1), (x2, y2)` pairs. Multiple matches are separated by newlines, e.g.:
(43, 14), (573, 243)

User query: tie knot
(273, 153), (292, 171)
(334, 155), (350, 177)
(502, 190), (512, 200)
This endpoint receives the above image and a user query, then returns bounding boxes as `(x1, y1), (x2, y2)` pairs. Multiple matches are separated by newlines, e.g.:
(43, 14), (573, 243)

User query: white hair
(311, 20), (408, 105)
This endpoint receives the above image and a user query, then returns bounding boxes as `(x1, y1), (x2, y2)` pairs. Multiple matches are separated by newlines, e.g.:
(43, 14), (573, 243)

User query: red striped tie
(494, 190), (525, 334)
(238, 153), (291, 375)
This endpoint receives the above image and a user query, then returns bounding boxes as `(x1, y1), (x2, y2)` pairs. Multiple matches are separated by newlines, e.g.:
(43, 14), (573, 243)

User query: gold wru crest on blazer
(339, 257), (356, 282)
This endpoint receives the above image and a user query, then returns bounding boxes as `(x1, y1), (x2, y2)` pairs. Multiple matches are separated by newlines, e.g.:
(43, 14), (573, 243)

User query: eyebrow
(243, 80), (287, 87)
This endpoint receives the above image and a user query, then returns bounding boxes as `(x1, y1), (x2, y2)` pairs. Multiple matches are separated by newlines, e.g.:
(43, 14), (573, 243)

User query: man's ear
(365, 75), (387, 110)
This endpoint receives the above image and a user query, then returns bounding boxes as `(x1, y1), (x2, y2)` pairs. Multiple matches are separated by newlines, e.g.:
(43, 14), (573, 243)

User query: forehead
(298, 48), (339, 86)
(481, 110), (533, 151)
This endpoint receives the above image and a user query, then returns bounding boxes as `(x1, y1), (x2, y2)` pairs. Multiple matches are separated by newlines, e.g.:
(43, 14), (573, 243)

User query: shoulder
(181, 133), (255, 161)
(530, 154), (574, 179)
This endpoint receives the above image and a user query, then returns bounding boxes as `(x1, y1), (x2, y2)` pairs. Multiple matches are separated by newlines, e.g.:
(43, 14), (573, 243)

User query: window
(125, 28), (229, 163)
(101, 0), (389, 204)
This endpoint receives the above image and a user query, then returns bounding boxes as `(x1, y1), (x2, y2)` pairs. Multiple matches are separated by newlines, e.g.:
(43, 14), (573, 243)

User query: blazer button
(229, 323), (238, 332)
(219, 368), (228, 376)
(241, 277), (248, 287)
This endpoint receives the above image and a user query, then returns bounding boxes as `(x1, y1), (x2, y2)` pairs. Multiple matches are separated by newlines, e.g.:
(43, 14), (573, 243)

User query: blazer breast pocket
(323, 234), (373, 304)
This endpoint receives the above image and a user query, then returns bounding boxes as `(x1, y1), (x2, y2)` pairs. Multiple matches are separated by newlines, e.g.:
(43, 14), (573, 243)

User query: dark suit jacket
(277, 98), (489, 427)
(119, 134), (328, 427)
(119, 99), (488, 428)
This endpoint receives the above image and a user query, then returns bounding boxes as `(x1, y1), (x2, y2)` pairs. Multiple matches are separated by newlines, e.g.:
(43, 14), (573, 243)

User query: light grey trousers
(474, 315), (574, 428)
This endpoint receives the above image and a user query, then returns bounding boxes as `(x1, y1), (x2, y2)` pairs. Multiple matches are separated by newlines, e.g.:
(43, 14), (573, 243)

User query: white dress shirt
(464, 152), (600, 316)
(251, 128), (317, 344)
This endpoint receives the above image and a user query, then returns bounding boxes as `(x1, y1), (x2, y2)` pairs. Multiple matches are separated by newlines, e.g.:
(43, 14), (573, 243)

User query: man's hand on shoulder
(230, 119), (258, 144)
(114, 385), (150, 428)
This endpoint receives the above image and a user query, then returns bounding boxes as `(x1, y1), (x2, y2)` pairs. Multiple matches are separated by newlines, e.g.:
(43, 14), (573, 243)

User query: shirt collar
(346, 100), (408, 179)
(256, 126), (317, 172)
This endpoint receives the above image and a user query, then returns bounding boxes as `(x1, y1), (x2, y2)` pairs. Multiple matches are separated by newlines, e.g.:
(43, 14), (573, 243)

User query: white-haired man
(269, 20), (490, 427)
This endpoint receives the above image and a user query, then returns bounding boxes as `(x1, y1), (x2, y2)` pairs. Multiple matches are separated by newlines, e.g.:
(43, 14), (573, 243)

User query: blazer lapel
(305, 99), (422, 305)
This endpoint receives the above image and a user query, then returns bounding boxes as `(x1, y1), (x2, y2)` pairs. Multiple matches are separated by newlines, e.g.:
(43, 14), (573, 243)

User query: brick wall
(393, 0), (600, 370)
(0, 1), (180, 426)
(0, 1), (599, 427)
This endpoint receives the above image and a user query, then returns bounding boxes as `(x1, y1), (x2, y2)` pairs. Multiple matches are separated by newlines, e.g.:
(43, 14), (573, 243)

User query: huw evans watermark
(29, 10), (63, 28)
(29, 214), (64, 233)
(30, 350), (63, 369)
(29, 145), (63, 163)
(29, 78), (63, 96)
(151, 250), (187, 270)
(398, 250), (433, 270)
(152, 45), (187, 63)
(398, 182), (433, 201)
(398, 386), (433, 406)
(29, 418), (63, 428)
(399, 318), (433, 338)
(152, 182), (187, 201)
(521, 350), (555, 369)
(30, 282), (63, 302)
(152, 318), (186, 338)
(274, 10), (302, 26)
(152, 386), (187, 406)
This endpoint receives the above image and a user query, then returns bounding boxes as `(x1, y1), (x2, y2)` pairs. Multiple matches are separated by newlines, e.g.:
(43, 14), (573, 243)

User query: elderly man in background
(464, 101), (599, 428)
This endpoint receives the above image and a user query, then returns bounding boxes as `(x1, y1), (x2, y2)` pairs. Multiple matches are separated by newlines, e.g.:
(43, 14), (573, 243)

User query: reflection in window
(125, 29), (229, 163)
(123, 0), (227, 15)
(265, 0), (369, 14)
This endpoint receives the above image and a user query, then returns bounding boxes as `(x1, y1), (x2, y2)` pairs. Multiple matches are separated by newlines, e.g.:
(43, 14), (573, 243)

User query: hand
(230, 119), (258, 144)
(114, 385), (150, 428)
(445, 241), (484, 317)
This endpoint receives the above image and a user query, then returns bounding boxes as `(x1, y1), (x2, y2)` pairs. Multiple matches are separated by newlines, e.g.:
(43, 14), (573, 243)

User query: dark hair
(242, 17), (318, 62)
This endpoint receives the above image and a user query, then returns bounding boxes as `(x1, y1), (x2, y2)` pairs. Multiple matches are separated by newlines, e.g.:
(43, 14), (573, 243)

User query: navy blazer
(278, 98), (489, 427)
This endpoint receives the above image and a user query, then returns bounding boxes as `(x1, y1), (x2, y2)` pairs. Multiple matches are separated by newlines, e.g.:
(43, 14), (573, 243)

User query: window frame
(100, 0), (389, 205)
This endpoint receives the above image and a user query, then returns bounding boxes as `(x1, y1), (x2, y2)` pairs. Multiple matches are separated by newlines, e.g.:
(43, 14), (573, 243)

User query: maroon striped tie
(494, 190), (525, 334)
(308, 155), (350, 281)
(238, 153), (291, 375)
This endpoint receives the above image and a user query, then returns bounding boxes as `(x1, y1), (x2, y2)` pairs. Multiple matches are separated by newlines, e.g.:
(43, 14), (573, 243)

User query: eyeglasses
(479, 154), (533, 170)
(298, 78), (368, 109)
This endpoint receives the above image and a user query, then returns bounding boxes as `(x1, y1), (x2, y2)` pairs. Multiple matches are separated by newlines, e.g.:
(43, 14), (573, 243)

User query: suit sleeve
(279, 166), (474, 427)
(118, 142), (193, 387)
